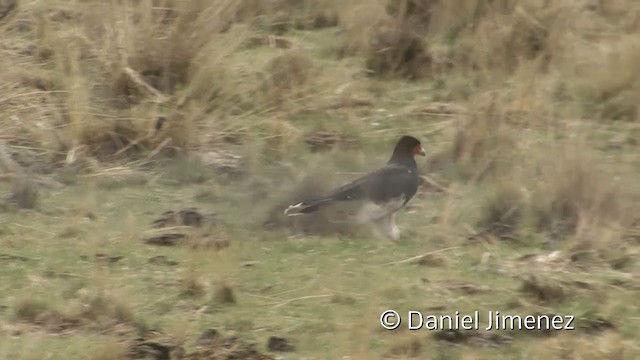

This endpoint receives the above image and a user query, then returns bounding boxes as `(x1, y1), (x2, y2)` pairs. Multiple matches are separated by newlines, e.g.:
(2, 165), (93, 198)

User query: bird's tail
(284, 197), (334, 216)
(284, 178), (363, 216)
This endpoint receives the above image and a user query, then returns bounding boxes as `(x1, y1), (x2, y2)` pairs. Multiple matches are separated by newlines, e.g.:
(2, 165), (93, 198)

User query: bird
(284, 135), (426, 241)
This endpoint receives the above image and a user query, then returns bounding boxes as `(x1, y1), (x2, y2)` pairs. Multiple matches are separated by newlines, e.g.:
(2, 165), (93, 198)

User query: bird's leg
(375, 212), (400, 242)
(388, 212), (400, 241)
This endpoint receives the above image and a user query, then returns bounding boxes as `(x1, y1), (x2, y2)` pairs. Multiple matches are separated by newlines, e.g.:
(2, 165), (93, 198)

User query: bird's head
(388, 135), (426, 167)
(395, 135), (426, 157)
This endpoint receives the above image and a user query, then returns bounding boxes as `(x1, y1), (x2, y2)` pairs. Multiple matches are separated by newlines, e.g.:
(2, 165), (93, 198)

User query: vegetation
(0, 0), (638, 359)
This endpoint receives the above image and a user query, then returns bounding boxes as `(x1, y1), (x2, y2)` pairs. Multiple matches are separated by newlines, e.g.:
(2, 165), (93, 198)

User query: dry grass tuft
(88, 339), (128, 360)
(213, 281), (237, 305)
(0, 0), (254, 161)
(519, 274), (567, 304)
(260, 118), (303, 156)
(453, 4), (553, 74)
(94, 1), (239, 98)
(11, 296), (51, 323)
(527, 147), (633, 240)
(568, 35), (640, 122)
(78, 291), (135, 324)
(473, 181), (524, 241)
(366, 23), (433, 80)
(434, 75), (636, 258)
(13, 289), (134, 333)
(384, 336), (423, 358)
(365, 19), (432, 80)
(385, 0), (436, 34)
(238, 0), (339, 32)
(339, 2), (431, 79)
(8, 177), (39, 209)
(1, 0), (639, 166)
(181, 268), (207, 298)
(438, 92), (519, 182)
(530, 330), (633, 359)
(93, 168), (150, 190)
(260, 51), (313, 107)
(464, 138), (636, 262)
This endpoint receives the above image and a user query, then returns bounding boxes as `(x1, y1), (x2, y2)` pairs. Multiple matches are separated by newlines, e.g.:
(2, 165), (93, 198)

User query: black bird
(284, 135), (425, 241)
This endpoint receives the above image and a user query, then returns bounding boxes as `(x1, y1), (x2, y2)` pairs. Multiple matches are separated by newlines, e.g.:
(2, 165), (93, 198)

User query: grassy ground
(1, 0), (639, 359)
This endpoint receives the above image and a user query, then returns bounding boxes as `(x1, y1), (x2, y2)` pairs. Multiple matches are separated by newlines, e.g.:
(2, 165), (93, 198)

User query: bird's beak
(417, 146), (426, 156)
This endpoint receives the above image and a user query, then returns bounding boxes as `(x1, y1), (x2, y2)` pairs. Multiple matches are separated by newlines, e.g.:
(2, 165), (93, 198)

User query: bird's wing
(324, 164), (418, 204)
(285, 164), (418, 216)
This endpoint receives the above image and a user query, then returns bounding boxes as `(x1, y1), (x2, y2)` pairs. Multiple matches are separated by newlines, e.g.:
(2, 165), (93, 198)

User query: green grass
(0, 171), (638, 359)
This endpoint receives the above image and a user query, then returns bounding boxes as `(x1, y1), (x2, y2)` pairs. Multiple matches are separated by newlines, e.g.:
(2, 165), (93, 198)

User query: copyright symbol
(380, 310), (401, 330)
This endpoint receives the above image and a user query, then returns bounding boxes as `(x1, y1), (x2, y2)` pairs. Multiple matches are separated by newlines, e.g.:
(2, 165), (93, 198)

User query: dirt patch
(12, 324), (279, 359)
(79, 253), (124, 265)
(266, 336), (295, 352)
(145, 208), (228, 250)
(127, 337), (181, 360)
(433, 329), (513, 347)
(148, 255), (179, 266)
(190, 235), (230, 251)
(151, 208), (219, 229)
(144, 232), (230, 250)
(144, 233), (187, 246)
(181, 328), (275, 360)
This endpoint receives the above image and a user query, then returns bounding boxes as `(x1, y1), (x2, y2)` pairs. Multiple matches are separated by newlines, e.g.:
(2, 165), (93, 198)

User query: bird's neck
(388, 152), (417, 170)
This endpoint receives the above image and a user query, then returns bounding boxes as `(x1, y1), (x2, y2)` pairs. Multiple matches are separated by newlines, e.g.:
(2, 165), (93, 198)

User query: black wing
(319, 164), (419, 204)
(285, 164), (420, 215)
